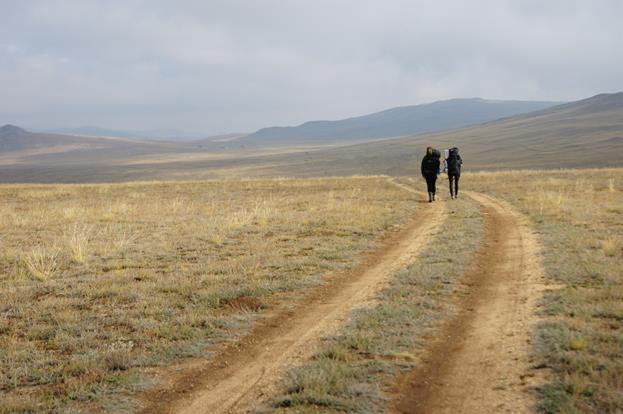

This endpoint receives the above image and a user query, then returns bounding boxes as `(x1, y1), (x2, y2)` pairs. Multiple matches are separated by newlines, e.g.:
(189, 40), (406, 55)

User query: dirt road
(392, 191), (548, 414)
(141, 183), (446, 414)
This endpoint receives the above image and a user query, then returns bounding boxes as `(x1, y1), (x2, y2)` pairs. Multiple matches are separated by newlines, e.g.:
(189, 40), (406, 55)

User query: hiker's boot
(428, 192), (433, 203)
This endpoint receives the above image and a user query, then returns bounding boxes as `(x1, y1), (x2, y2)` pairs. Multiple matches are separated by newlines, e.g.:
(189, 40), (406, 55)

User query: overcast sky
(1, 0), (622, 136)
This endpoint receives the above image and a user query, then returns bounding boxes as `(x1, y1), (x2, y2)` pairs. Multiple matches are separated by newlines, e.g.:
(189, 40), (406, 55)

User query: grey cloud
(1, 0), (621, 135)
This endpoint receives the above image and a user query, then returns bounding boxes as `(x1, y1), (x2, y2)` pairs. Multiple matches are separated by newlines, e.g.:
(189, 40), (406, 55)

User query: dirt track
(391, 191), (548, 414)
(142, 184), (548, 414)
(141, 182), (446, 414)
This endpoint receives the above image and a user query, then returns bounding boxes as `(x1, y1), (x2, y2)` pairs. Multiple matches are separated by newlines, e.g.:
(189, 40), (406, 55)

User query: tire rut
(140, 181), (446, 414)
(391, 191), (549, 414)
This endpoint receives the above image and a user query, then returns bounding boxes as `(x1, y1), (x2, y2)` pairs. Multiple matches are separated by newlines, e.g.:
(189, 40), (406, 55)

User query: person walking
(421, 146), (441, 202)
(446, 147), (463, 199)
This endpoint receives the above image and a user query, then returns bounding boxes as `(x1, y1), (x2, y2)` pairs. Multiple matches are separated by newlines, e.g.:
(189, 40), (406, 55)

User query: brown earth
(390, 191), (552, 414)
(140, 182), (446, 414)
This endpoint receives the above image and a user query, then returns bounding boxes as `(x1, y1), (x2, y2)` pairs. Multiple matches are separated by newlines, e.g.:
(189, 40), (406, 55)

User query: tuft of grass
(66, 223), (93, 263)
(568, 337), (588, 351)
(21, 247), (61, 281)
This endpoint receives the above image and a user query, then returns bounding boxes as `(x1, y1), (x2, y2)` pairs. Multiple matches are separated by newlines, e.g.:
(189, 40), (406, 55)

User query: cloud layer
(1, 0), (622, 135)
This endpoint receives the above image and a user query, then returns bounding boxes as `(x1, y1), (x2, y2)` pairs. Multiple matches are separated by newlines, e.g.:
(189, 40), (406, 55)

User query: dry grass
(21, 247), (61, 281)
(3, 168), (620, 413)
(265, 193), (485, 413)
(0, 177), (417, 413)
(466, 167), (623, 413)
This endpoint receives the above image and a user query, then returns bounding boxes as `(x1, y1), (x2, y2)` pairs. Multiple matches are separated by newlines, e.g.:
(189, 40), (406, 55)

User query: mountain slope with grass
(1, 93), (621, 183)
(247, 92), (623, 176)
(0, 124), (98, 152)
(243, 98), (560, 145)
(0, 124), (155, 153)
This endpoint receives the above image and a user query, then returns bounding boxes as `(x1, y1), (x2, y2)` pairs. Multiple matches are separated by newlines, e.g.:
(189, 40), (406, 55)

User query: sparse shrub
(21, 247), (61, 281)
(104, 351), (132, 371)
(104, 339), (136, 371)
(110, 230), (138, 256)
(66, 223), (93, 263)
(534, 187), (568, 217)
(568, 337), (588, 351)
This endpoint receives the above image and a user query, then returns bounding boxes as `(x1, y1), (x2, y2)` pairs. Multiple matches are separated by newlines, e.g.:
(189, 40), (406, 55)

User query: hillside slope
(0, 93), (620, 183)
(244, 98), (560, 145)
(0, 124), (198, 164)
(0, 124), (153, 152)
(0, 125), (99, 152)
(246, 92), (623, 176)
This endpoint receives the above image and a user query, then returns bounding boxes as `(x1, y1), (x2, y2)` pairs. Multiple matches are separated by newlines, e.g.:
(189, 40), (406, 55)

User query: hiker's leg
(455, 175), (460, 197)
(432, 176), (437, 200)
(425, 176), (433, 201)
(449, 176), (455, 198)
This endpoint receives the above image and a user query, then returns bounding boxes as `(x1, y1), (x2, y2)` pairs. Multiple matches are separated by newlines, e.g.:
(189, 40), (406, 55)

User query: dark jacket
(421, 153), (440, 177)
(447, 150), (463, 175)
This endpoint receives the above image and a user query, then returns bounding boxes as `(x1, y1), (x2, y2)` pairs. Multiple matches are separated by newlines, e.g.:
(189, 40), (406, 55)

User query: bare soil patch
(391, 192), (551, 414)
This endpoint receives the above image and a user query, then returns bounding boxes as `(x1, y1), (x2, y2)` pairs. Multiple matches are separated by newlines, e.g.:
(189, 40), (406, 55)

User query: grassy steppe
(1, 169), (621, 413)
(0, 177), (417, 413)
(259, 169), (622, 414)
(468, 168), (622, 413)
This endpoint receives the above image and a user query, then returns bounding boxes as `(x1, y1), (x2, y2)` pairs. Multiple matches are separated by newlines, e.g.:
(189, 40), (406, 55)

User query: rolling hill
(247, 92), (623, 176)
(0, 124), (156, 152)
(0, 124), (198, 168)
(243, 98), (561, 145)
(0, 124), (100, 152)
(0, 93), (621, 183)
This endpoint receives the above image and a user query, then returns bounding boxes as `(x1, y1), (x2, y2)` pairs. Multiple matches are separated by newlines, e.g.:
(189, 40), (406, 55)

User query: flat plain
(1, 169), (621, 414)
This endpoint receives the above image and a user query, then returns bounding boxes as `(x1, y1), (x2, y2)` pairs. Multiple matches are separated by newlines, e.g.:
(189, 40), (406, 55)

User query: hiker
(446, 147), (463, 199)
(421, 146), (441, 202)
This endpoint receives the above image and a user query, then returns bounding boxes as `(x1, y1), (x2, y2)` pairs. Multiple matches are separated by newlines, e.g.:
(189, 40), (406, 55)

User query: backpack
(446, 147), (461, 174)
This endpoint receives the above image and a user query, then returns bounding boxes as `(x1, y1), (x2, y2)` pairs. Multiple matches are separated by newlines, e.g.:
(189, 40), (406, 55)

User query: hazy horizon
(2, 1), (622, 136)
(5, 95), (568, 139)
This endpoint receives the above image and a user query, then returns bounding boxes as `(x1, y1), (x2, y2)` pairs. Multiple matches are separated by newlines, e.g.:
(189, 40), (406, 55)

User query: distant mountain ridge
(0, 124), (88, 151)
(244, 98), (562, 144)
(23, 97), (562, 147)
(245, 92), (623, 175)
(0, 124), (177, 156)
(2, 93), (621, 183)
